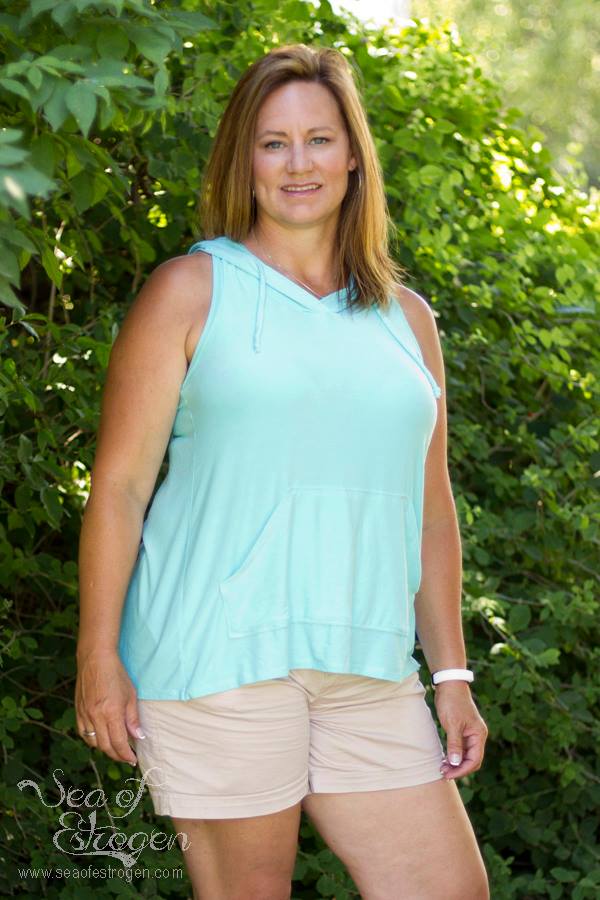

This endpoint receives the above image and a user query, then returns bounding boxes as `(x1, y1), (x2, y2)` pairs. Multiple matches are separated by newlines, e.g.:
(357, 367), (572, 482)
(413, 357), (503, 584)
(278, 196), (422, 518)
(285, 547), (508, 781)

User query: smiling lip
(281, 183), (321, 190)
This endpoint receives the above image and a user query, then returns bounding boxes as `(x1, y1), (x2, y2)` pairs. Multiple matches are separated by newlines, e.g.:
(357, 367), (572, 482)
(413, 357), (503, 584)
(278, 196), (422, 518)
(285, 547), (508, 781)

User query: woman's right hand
(75, 649), (146, 766)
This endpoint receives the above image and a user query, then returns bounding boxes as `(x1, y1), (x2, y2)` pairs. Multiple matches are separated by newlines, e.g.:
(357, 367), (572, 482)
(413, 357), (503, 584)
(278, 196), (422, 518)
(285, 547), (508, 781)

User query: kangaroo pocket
(218, 486), (422, 639)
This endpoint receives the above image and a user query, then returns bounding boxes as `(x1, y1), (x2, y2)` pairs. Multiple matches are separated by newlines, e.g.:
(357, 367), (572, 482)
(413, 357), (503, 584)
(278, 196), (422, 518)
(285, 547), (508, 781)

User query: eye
(263, 137), (331, 150)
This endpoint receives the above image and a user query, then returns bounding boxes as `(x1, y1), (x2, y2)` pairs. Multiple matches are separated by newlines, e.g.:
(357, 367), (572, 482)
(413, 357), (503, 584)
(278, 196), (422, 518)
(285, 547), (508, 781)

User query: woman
(76, 43), (490, 900)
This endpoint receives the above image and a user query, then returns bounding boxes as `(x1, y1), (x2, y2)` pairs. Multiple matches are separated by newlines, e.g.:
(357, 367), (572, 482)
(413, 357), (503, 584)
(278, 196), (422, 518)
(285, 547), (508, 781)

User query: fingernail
(449, 753), (461, 766)
(135, 727), (146, 739)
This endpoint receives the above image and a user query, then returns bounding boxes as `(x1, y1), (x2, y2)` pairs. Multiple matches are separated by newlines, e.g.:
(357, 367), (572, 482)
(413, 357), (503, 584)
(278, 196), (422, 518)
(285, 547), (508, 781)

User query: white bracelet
(432, 668), (474, 685)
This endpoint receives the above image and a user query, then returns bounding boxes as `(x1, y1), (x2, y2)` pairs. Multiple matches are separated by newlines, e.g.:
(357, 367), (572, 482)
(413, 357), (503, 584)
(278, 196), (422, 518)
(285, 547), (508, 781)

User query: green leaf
(508, 603), (532, 632)
(0, 146), (29, 166)
(43, 81), (70, 131)
(28, 0), (57, 20)
(536, 647), (561, 667)
(41, 485), (63, 526)
(17, 434), (33, 465)
(0, 277), (26, 312)
(26, 66), (42, 91)
(29, 133), (58, 178)
(2, 222), (36, 252)
(35, 54), (85, 76)
(96, 28), (129, 59)
(50, 1), (77, 29)
(0, 79), (31, 102)
(83, 59), (153, 91)
(556, 264), (575, 286)
(153, 66), (169, 96)
(440, 176), (455, 205)
(41, 245), (63, 287)
(550, 867), (580, 883)
(65, 82), (97, 138)
(0, 164), (56, 198)
(125, 24), (174, 64)
(165, 9), (216, 31)
(0, 247), (20, 283)
(419, 164), (443, 185)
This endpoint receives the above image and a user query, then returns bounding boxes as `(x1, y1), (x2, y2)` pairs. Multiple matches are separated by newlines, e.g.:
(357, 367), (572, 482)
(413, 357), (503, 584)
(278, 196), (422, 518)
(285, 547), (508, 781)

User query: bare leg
(171, 801), (302, 900)
(301, 779), (489, 900)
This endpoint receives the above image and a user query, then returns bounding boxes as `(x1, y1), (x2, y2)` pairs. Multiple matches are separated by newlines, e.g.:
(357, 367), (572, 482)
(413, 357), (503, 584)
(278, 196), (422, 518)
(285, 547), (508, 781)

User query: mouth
(281, 183), (322, 195)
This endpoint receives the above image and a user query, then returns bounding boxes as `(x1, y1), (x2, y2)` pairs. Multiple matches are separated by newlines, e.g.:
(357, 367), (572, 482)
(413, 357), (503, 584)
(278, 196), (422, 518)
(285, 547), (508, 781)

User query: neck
(249, 223), (341, 295)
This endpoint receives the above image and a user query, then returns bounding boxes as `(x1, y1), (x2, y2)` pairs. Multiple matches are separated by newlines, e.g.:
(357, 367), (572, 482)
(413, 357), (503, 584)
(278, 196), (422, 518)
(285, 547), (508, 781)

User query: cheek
(322, 149), (352, 178)
(253, 154), (280, 184)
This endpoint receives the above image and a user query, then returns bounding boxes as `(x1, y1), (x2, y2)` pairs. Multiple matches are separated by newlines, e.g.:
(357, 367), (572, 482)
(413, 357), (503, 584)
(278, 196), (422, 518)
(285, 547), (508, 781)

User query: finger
(444, 728), (466, 767)
(106, 717), (138, 766)
(440, 739), (485, 779)
(77, 715), (98, 743)
(445, 722), (486, 759)
(440, 760), (477, 780)
(461, 730), (486, 763)
(125, 696), (146, 742)
(440, 751), (482, 777)
(93, 716), (124, 764)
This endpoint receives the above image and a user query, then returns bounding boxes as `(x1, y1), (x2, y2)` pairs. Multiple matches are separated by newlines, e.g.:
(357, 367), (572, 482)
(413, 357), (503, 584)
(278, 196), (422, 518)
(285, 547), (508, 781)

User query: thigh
(302, 779), (489, 900)
(172, 802), (302, 900)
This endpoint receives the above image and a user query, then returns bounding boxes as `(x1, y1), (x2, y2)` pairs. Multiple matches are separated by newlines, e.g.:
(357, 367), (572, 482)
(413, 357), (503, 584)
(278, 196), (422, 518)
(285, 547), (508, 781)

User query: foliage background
(411, 0), (600, 189)
(1, 0), (599, 897)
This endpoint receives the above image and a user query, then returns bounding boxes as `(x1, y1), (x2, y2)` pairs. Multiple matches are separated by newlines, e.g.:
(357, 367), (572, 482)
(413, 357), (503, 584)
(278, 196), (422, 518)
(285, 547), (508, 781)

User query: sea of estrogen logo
(17, 767), (190, 867)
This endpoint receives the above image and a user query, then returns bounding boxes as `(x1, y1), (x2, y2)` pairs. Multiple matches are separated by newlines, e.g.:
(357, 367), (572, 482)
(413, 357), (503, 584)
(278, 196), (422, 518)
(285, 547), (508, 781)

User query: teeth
(283, 185), (320, 192)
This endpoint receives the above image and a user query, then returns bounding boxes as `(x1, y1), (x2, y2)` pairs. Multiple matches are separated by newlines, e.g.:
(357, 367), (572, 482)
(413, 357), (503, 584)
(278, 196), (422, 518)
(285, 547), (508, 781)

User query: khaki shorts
(133, 668), (445, 819)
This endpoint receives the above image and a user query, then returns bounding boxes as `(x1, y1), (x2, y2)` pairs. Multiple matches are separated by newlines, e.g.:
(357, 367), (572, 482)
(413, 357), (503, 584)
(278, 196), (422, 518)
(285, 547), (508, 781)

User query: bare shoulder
(120, 250), (213, 364)
(392, 282), (437, 330)
(132, 250), (212, 324)
(391, 282), (445, 389)
(92, 250), (214, 506)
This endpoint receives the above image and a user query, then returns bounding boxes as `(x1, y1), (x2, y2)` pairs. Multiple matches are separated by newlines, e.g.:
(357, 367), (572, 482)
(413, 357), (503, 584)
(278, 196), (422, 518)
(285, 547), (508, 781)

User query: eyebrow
(256, 125), (336, 140)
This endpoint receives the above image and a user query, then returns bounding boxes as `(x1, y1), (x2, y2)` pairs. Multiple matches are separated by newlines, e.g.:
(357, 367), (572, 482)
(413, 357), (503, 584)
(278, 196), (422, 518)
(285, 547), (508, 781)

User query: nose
(286, 141), (314, 174)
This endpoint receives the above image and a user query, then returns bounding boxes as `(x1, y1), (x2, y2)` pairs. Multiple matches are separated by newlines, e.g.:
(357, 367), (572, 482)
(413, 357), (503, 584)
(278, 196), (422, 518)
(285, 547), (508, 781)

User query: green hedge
(1, 1), (599, 897)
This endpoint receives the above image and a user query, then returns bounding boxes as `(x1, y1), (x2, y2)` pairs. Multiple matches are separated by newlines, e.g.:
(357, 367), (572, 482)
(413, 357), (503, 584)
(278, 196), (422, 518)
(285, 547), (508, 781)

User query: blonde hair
(197, 43), (407, 310)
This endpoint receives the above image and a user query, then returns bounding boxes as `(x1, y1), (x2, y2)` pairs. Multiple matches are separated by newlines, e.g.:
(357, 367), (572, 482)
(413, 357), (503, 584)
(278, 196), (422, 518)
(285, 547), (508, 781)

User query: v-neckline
(231, 237), (352, 313)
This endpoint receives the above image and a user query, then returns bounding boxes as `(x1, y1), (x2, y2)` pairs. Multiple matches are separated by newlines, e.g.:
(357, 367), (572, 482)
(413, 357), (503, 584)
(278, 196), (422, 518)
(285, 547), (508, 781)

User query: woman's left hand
(433, 681), (488, 780)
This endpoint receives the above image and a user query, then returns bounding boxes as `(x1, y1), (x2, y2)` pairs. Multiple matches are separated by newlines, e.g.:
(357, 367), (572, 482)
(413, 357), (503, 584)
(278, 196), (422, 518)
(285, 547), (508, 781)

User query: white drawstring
(252, 260), (267, 353)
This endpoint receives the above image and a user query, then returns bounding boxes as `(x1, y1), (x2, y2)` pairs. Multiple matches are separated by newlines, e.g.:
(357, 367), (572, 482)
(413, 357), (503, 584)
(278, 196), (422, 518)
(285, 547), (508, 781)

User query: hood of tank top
(186, 235), (441, 399)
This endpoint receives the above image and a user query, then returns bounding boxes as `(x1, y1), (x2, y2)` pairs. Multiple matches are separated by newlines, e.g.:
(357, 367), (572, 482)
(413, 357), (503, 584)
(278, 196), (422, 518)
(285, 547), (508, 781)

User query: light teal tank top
(118, 235), (442, 700)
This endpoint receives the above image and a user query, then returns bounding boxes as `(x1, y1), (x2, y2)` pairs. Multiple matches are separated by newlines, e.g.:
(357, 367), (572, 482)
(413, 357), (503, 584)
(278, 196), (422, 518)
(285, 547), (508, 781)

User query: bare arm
(394, 285), (465, 673)
(395, 285), (487, 779)
(75, 250), (212, 762)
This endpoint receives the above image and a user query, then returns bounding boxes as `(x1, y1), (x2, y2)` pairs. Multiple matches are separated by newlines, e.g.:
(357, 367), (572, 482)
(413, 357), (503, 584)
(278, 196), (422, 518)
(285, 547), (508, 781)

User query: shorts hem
(146, 776), (310, 820)
(307, 767), (445, 794)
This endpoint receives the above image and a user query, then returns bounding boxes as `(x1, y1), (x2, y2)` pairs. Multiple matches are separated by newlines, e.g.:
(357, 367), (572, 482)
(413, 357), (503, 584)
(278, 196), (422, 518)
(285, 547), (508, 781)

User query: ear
(348, 155), (358, 172)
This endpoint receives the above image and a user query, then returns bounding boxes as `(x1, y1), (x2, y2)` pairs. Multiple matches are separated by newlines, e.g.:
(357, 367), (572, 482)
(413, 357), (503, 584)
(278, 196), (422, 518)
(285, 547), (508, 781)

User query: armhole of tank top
(388, 294), (424, 360)
(389, 294), (443, 399)
(180, 250), (222, 395)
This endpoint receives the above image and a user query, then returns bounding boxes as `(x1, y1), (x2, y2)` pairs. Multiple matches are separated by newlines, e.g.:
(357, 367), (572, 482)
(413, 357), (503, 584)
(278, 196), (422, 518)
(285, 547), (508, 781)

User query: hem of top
(135, 659), (422, 701)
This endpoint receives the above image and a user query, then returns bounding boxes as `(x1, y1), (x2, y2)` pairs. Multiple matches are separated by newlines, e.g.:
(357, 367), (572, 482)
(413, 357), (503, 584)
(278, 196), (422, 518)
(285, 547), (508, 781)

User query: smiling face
(252, 80), (357, 231)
